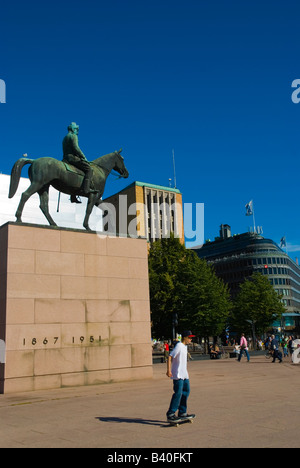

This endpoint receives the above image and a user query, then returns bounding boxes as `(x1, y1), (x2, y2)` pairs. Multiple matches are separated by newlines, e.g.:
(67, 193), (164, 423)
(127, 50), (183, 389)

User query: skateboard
(168, 416), (195, 427)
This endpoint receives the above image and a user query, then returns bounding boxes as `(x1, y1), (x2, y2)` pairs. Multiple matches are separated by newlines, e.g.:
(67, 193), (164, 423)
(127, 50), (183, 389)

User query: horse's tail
(8, 158), (34, 199)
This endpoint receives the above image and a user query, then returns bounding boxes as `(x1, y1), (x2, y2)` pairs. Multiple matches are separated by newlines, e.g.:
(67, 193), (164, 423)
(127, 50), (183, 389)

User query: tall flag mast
(172, 149), (177, 189)
(245, 200), (257, 233)
(280, 236), (288, 254)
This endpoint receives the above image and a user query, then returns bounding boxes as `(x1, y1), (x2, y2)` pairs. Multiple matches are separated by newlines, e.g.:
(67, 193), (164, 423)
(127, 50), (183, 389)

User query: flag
(245, 200), (253, 216)
(280, 236), (286, 248)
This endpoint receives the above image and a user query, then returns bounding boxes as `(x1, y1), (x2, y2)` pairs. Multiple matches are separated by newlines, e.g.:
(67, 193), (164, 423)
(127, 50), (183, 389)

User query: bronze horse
(8, 151), (129, 231)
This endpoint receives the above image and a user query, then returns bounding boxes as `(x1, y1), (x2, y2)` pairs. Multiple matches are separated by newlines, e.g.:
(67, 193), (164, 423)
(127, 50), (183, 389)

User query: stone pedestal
(0, 223), (153, 393)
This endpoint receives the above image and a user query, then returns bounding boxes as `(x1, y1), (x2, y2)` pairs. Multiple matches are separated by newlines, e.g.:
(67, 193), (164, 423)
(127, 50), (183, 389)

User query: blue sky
(0, 0), (299, 257)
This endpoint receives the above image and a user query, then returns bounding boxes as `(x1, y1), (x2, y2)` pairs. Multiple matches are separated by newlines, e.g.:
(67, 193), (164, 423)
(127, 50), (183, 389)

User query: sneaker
(167, 414), (181, 423)
(178, 413), (196, 420)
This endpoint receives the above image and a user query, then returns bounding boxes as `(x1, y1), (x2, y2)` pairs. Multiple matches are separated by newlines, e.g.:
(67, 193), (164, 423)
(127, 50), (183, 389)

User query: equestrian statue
(8, 122), (129, 231)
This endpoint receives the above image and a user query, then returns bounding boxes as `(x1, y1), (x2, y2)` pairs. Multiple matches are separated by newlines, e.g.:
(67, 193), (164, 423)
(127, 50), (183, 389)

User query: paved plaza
(0, 355), (299, 448)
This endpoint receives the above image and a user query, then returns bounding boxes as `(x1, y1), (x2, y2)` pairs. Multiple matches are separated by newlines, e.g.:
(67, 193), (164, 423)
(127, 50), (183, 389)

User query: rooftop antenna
(172, 149), (177, 189)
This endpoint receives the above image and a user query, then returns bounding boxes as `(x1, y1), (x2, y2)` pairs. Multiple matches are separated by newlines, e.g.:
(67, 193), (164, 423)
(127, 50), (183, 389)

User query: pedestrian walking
(271, 335), (282, 363)
(264, 335), (272, 351)
(282, 337), (289, 358)
(288, 336), (294, 360)
(163, 341), (170, 363)
(166, 330), (196, 423)
(238, 333), (250, 362)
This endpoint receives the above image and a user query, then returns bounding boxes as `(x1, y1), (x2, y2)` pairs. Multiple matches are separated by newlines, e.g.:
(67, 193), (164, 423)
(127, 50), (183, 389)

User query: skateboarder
(166, 330), (196, 423)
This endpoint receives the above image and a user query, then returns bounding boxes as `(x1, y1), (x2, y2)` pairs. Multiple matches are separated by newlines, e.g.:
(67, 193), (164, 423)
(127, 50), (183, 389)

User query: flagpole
(246, 200), (256, 233)
(285, 237), (288, 256)
(280, 236), (288, 255)
(252, 202), (256, 234)
(172, 149), (177, 189)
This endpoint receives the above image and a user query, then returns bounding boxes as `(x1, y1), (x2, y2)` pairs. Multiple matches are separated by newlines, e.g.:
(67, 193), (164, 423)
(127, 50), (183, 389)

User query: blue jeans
(167, 379), (190, 417)
(238, 348), (250, 362)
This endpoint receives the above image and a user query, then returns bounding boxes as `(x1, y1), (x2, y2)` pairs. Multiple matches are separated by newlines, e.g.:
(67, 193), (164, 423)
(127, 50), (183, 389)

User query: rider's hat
(68, 122), (79, 132)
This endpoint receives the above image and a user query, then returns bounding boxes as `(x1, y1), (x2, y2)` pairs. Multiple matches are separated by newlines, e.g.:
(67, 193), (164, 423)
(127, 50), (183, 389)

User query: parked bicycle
(265, 349), (273, 359)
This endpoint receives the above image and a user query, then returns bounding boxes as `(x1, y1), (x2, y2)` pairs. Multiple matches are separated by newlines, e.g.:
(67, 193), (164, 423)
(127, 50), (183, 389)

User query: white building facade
(0, 173), (102, 231)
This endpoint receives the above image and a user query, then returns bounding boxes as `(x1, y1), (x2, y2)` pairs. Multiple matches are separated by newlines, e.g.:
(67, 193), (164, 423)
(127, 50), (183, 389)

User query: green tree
(148, 236), (186, 339)
(149, 235), (232, 340)
(231, 273), (285, 335)
(178, 253), (231, 340)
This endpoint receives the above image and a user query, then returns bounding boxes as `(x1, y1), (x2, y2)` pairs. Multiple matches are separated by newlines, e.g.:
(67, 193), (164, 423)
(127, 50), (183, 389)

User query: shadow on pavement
(96, 417), (167, 427)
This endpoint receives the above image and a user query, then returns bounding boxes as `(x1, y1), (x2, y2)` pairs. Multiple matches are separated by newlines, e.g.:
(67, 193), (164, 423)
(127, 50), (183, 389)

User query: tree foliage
(149, 236), (232, 339)
(149, 238), (285, 341)
(148, 236), (185, 339)
(231, 273), (286, 335)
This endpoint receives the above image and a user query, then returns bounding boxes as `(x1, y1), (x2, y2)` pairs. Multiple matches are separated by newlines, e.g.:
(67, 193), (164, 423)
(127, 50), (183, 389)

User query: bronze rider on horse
(62, 122), (98, 203)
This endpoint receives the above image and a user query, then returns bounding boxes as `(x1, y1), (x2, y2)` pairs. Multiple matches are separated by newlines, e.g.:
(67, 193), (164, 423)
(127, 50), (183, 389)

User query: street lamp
(172, 312), (178, 341)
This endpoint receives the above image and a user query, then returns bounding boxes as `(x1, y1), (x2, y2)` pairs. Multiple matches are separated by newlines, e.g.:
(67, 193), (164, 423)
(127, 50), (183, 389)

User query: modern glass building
(193, 225), (300, 332)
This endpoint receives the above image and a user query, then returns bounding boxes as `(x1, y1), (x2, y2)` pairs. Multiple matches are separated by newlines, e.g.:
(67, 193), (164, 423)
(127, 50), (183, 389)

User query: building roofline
(124, 181), (181, 194)
(194, 230), (300, 272)
(103, 181), (182, 200)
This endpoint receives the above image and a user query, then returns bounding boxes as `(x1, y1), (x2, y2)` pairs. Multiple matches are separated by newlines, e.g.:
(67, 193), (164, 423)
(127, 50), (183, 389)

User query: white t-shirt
(170, 342), (189, 380)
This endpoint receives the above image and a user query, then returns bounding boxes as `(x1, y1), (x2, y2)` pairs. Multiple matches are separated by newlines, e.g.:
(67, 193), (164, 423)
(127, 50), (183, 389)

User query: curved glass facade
(194, 230), (300, 316)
